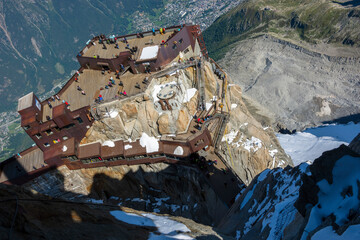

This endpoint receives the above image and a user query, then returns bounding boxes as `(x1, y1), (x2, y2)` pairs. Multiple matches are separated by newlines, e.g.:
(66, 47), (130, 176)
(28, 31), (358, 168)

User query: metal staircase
(190, 25), (208, 59)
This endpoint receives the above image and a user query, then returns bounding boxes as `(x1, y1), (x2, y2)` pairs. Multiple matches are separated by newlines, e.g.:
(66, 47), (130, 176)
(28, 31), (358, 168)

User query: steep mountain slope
(204, 0), (360, 131)
(204, 0), (360, 60)
(217, 135), (360, 239)
(0, 183), (228, 239)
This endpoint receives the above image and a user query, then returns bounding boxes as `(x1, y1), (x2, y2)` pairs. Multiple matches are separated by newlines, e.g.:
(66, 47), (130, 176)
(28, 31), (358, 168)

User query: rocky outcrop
(349, 133), (360, 155)
(219, 84), (291, 184)
(82, 68), (198, 144)
(176, 109), (190, 133)
(217, 140), (360, 240)
(157, 113), (170, 134)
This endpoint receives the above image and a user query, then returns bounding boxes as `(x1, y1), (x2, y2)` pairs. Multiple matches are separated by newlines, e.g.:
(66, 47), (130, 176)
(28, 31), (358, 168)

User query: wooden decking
(42, 70), (150, 122)
(0, 147), (46, 182)
(83, 32), (173, 59)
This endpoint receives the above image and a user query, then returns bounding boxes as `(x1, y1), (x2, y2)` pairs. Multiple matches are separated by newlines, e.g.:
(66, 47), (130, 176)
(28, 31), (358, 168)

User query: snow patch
(242, 136), (262, 152)
(311, 224), (360, 240)
(62, 145), (68, 152)
(143, 213), (191, 235)
(240, 184), (256, 210)
(301, 156), (360, 240)
(140, 133), (159, 153)
(269, 149), (278, 168)
(170, 205), (180, 212)
(173, 146), (184, 155)
(88, 199), (103, 204)
(222, 131), (262, 152)
(257, 169), (270, 181)
(110, 210), (155, 226)
(222, 130), (238, 144)
(104, 110), (118, 118)
(124, 144), (133, 150)
(154, 197), (170, 206)
(183, 88), (197, 103)
(102, 140), (115, 147)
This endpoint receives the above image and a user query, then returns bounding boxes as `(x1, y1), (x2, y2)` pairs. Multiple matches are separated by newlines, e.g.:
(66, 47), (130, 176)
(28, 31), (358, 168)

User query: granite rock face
(219, 84), (292, 185)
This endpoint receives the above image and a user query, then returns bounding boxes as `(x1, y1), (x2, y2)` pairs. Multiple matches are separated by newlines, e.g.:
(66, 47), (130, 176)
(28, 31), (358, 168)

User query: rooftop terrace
(82, 31), (173, 60)
(42, 69), (150, 122)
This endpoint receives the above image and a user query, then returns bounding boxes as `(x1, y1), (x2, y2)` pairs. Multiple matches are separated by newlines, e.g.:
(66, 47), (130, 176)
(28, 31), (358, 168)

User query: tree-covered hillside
(204, 0), (360, 60)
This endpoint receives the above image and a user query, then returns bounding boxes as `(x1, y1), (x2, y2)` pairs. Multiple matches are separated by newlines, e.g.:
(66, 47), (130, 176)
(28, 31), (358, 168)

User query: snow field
(277, 122), (360, 165)
(110, 210), (193, 240)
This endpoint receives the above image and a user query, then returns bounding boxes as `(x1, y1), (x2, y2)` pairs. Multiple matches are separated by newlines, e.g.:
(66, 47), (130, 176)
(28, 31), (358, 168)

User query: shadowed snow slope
(217, 136), (360, 240)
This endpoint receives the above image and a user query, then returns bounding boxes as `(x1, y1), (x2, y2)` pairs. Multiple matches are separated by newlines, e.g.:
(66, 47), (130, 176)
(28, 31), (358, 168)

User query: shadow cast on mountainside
(0, 171), (153, 240)
(85, 157), (240, 226)
(322, 113), (360, 125)
(333, 0), (360, 7)
(1, 157), (241, 239)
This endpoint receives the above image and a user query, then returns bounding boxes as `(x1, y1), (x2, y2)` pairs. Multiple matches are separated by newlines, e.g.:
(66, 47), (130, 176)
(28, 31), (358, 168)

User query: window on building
(184, 48), (189, 54)
(61, 123), (75, 130)
(172, 44), (177, 50)
(45, 129), (53, 136)
(179, 38), (183, 44)
(68, 155), (78, 161)
(34, 133), (42, 139)
(23, 125), (30, 130)
(43, 143), (50, 147)
(75, 117), (83, 124)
